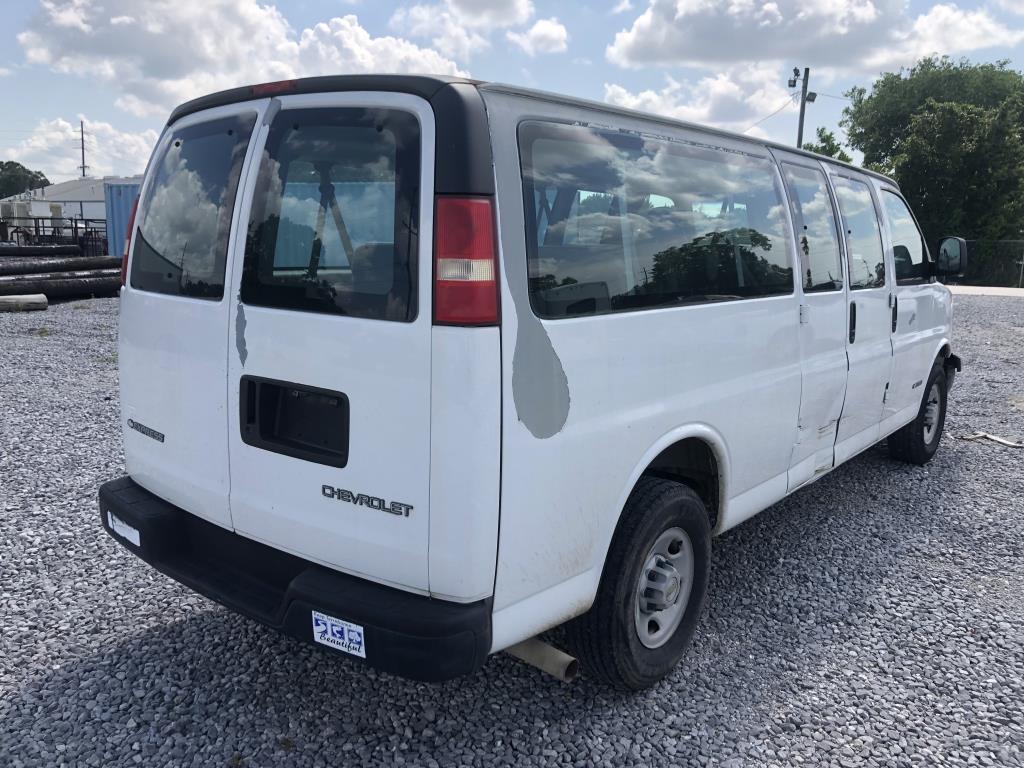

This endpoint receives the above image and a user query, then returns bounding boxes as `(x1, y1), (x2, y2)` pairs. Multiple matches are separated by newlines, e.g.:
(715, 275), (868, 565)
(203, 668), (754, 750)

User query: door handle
(891, 295), (898, 332)
(240, 376), (350, 468)
(849, 301), (857, 344)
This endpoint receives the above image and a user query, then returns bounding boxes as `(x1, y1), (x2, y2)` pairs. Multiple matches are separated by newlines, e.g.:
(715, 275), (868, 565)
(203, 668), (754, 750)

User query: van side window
(131, 113), (257, 299)
(881, 191), (928, 282)
(241, 108), (420, 322)
(519, 122), (793, 319)
(781, 164), (843, 292)
(832, 177), (886, 290)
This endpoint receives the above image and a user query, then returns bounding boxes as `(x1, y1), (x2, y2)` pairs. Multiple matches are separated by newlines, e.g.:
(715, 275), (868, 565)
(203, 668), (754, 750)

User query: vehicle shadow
(1, 443), (976, 767)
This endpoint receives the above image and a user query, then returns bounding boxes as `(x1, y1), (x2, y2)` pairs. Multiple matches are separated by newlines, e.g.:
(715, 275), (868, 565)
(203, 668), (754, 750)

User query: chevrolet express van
(99, 75), (964, 690)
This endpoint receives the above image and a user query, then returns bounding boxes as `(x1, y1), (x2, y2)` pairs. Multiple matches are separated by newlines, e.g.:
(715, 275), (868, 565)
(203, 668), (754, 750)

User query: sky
(0, 0), (1022, 183)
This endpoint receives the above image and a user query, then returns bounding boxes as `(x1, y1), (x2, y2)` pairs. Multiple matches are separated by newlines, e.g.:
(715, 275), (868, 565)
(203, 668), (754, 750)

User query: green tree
(0, 161), (50, 199)
(841, 57), (1024, 284)
(802, 127), (853, 163)
(892, 96), (1024, 245)
(842, 56), (1024, 174)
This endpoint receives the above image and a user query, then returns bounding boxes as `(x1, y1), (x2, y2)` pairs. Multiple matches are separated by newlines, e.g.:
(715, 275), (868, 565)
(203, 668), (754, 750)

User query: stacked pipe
(0, 244), (121, 299)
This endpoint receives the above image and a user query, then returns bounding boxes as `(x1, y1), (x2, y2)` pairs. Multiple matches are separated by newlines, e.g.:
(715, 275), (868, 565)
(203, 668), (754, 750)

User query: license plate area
(240, 376), (349, 468)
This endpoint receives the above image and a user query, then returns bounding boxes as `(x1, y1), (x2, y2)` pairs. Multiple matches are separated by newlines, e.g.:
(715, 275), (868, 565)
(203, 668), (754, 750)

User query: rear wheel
(888, 362), (947, 465)
(566, 477), (711, 690)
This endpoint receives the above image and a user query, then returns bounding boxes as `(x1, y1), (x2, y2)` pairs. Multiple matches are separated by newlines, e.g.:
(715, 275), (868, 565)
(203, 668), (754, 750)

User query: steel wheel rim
(922, 382), (941, 443)
(634, 527), (694, 649)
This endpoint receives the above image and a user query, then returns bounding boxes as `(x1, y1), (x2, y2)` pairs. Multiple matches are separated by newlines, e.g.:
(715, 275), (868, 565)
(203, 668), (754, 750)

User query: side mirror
(936, 236), (967, 277)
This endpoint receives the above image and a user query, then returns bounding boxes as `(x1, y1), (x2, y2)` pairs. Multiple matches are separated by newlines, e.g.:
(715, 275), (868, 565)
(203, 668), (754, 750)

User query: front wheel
(565, 477), (711, 690)
(888, 362), (948, 465)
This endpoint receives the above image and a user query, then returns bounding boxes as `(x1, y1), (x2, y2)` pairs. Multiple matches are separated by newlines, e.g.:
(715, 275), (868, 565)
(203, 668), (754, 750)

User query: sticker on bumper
(106, 510), (141, 546)
(311, 610), (366, 658)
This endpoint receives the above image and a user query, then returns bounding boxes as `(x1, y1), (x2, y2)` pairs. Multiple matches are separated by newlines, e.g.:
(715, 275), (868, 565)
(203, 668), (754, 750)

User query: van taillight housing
(120, 196), (139, 286)
(433, 196), (499, 326)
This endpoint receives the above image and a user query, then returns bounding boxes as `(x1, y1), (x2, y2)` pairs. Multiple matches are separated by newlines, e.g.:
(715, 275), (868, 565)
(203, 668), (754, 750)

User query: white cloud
(390, 5), (489, 60)
(602, 0), (1024, 146)
(0, 68), (11, 77)
(19, 0), (467, 119)
(507, 18), (569, 56)
(448, 0), (534, 26)
(612, 0), (633, 13)
(998, 0), (1024, 13)
(607, 0), (1024, 71)
(1, 116), (158, 180)
(870, 4), (1024, 67)
(604, 65), (796, 135)
(391, 0), (534, 60)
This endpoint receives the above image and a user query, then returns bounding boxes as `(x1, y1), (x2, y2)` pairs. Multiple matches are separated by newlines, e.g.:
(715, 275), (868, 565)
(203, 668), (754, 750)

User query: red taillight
(433, 196), (499, 326)
(120, 196), (139, 286)
(251, 79), (296, 97)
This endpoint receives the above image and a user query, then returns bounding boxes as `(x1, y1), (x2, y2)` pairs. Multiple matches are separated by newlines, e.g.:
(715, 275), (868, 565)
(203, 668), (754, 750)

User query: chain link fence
(955, 240), (1024, 288)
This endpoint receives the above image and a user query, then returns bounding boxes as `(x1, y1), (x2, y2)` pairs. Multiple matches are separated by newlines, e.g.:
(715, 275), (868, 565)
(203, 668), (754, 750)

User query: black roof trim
(166, 75), (478, 125)
(166, 74), (494, 197)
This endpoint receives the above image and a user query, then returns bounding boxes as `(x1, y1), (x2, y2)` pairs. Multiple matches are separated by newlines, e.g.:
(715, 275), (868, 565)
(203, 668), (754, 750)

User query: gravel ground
(1, 295), (1022, 768)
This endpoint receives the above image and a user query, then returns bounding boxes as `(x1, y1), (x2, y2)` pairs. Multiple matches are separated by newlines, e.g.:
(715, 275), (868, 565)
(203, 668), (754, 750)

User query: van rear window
(131, 113), (257, 299)
(519, 122), (793, 319)
(240, 108), (420, 322)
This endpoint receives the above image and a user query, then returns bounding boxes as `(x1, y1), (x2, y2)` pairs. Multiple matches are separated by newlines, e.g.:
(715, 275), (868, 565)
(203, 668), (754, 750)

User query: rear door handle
(240, 375), (350, 468)
(891, 295), (898, 333)
(849, 301), (857, 344)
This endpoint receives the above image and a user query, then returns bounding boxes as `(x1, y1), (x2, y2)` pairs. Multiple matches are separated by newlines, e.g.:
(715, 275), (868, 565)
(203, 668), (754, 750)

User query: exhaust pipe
(506, 637), (579, 682)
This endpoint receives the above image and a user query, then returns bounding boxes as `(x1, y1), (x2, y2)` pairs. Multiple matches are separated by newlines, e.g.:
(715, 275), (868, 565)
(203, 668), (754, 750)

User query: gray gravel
(1, 295), (1022, 768)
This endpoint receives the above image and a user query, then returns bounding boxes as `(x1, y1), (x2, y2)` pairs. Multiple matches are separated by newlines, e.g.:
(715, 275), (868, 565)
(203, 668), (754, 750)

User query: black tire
(888, 362), (947, 465)
(565, 477), (711, 690)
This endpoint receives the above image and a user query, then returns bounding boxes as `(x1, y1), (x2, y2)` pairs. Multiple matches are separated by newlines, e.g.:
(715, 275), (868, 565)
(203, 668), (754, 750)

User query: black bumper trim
(945, 353), (962, 390)
(98, 476), (491, 682)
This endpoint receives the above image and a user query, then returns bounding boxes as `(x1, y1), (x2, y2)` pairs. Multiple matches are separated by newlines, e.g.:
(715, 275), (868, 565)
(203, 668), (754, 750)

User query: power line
(815, 92), (852, 101)
(743, 93), (798, 133)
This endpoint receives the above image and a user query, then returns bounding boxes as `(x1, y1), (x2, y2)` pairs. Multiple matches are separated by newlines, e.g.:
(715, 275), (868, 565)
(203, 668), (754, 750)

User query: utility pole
(788, 67), (816, 149)
(78, 120), (89, 178)
(796, 67), (809, 149)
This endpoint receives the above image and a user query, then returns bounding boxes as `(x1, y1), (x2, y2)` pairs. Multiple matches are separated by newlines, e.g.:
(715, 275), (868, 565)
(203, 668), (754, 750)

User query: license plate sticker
(107, 510), (141, 546)
(311, 610), (366, 658)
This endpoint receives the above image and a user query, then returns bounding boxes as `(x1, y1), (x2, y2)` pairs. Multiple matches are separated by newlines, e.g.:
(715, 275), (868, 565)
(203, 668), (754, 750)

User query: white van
(99, 75), (964, 690)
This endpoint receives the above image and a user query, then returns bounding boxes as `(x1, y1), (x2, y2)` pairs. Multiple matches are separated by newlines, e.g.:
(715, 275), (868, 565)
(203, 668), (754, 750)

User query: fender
(593, 422), (731, 582)
(929, 336), (952, 366)
(491, 423), (732, 652)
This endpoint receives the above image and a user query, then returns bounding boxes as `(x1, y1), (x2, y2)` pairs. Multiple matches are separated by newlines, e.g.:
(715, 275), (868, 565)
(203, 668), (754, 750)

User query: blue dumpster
(104, 181), (141, 258)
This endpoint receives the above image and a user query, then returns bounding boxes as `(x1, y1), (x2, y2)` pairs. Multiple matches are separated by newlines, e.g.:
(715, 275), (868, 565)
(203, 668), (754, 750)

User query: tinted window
(520, 122), (793, 319)
(882, 191), (927, 282)
(782, 164), (843, 292)
(833, 177), (885, 290)
(131, 113), (256, 299)
(241, 108), (420, 322)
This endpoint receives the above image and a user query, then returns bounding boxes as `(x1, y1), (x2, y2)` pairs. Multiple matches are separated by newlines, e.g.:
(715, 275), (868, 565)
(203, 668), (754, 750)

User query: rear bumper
(98, 476), (491, 682)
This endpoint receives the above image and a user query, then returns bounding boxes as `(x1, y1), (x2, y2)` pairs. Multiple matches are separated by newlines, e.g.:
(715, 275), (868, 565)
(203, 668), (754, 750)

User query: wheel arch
(597, 425), (730, 579)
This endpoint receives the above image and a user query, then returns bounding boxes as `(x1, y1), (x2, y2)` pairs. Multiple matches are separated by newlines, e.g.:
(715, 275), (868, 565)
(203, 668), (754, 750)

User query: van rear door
(120, 103), (263, 529)
(224, 93), (435, 593)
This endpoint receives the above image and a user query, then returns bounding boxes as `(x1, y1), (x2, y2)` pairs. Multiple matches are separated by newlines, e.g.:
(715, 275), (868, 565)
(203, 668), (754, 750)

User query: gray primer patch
(511, 313), (570, 438)
(485, 95), (570, 438)
(235, 298), (247, 366)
